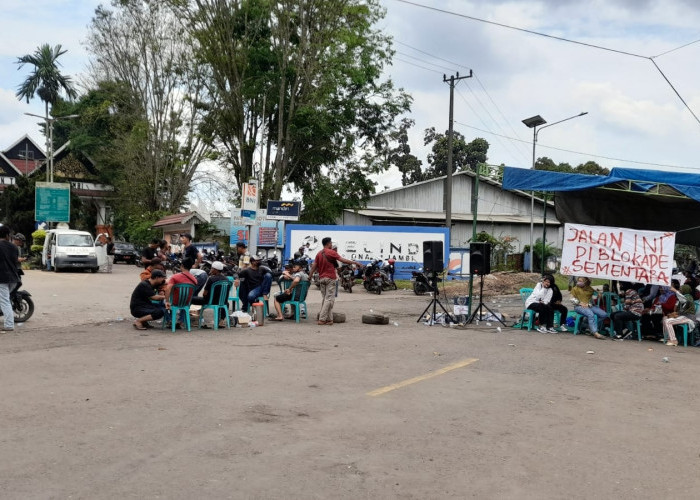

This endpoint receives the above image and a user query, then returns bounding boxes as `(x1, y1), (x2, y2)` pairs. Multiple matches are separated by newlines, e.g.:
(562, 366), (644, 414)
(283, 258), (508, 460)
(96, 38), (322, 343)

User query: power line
(391, 0), (700, 128)
(393, 57), (442, 74)
(453, 120), (700, 171)
(395, 50), (457, 73)
(651, 38), (700, 58)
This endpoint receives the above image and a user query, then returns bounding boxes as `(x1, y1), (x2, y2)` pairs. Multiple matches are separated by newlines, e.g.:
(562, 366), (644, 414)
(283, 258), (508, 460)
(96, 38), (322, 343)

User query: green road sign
(35, 182), (70, 222)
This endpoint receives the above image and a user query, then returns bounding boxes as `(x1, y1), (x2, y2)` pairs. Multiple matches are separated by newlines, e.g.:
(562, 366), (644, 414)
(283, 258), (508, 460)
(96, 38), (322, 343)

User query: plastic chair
(227, 276), (240, 312)
(663, 323), (690, 347)
(517, 288), (536, 330)
(199, 280), (232, 330)
(163, 283), (195, 332)
(279, 280), (311, 322)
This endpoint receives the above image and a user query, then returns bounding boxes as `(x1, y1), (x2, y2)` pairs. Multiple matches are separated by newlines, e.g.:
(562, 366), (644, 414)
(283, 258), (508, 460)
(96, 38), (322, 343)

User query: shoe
(317, 320), (328, 325)
(560, 325), (569, 332)
(1, 327), (14, 333)
(666, 341), (678, 346)
(537, 326), (548, 333)
(592, 332), (605, 339)
(547, 328), (558, 333)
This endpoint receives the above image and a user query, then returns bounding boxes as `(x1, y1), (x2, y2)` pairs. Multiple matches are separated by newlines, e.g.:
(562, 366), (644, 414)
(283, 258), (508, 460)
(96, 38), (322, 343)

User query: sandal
(133, 322), (147, 331)
(272, 317), (284, 321)
(666, 341), (678, 346)
(593, 332), (605, 339)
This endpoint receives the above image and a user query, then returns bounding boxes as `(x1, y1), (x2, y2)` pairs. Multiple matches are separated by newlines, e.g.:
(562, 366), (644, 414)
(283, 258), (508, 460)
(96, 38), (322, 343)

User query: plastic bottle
(252, 302), (264, 326)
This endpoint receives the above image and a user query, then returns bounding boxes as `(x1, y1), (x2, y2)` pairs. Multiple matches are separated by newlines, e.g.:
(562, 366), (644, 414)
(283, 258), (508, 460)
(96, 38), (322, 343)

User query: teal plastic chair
(517, 288), (536, 330)
(163, 283), (195, 332)
(227, 276), (240, 311)
(664, 324), (690, 347)
(279, 279), (311, 322)
(199, 280), (232, 330)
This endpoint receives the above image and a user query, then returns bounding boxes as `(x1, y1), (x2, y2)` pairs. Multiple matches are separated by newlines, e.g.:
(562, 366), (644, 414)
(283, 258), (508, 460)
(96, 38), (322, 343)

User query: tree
(388, 118), (423, 186)
(575, 160), (609, 175)
(423, 127), (489, 179)
(173, 0), (411, 207)
(534, 156), (571, 172)
(85, 0), (213, 213)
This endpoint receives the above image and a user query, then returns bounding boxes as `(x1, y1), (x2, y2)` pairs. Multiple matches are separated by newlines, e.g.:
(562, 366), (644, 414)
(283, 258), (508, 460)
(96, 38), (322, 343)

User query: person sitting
(640, 284), (660, 308)
(163, 257), (198, 328)
(525, 276), (556, 333)
(642, 282), (678, 338)
(570, 277), (608, 339)
(545, 273), (568, 332)
(611, 284), (644, 339)
(140, 238), (160, 267)
(237, 256), (273, 313)
(662, 284), (696, 346)
(139, 258), (162, 281)
(130, 270), (168, 330)
(191, 261), (229, 327)
(272, 260), (309, 321)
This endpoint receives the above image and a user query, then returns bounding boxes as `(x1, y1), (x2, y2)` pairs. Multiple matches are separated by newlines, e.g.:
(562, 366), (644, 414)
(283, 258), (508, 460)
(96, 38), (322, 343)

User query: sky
(2, 0), (700, 199)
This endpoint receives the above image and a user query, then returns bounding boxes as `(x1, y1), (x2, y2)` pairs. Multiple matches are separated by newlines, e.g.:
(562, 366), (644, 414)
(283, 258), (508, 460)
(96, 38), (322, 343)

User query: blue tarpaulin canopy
(502, 166), (700, 245)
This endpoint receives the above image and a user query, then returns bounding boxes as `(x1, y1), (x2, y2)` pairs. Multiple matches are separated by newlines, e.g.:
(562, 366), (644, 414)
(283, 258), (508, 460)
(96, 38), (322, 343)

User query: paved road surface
(1, 266), (699, 498)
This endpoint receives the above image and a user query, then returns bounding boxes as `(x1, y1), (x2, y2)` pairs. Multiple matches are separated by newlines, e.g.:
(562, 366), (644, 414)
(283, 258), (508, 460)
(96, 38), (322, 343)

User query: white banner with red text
(560, 223), (675, 286)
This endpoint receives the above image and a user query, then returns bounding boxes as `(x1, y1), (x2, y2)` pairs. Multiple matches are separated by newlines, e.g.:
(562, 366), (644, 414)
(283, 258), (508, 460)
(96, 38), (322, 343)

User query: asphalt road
(1, 265), (699, 499)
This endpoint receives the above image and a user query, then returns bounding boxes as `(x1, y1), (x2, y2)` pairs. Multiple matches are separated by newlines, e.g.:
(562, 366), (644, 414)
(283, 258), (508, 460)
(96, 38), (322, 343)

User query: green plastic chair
(163, 283), (195, 332)
(517, 287), (535, 330)
(227, 276), (240, 311)
(279, 279), (310, 322)
(199, 280), (232, 330)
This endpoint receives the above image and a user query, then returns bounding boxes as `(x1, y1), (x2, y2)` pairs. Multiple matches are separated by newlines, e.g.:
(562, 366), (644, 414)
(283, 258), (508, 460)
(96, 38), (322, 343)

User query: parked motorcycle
(381, 259), (398, 290)
(411, 268), (431, 295)
(338, 264), (357, 293)
(362, 260), (386, 294)
(0, 282), (34, 323)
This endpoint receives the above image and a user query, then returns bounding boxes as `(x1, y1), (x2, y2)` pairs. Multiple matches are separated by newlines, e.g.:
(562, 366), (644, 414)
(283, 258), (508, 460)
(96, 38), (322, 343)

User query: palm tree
(16, 44), (78, 180)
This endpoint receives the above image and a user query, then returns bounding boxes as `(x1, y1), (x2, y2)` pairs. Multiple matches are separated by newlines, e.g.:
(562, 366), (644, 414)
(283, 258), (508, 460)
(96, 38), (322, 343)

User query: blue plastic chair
(199, 280), (232, 330)
(279, 280), (311, 322)
(227, 276), (240, 312)
(163, 283), (195, 332)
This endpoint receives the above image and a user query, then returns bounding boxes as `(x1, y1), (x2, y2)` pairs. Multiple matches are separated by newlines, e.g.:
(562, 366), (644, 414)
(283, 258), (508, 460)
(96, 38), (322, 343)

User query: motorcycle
(338, 264), (357, 293)
(362, 260), (385, 294)
(411, 268), (432, 295)
(0, 282), (34, 323)
(381, 259), (398, 291)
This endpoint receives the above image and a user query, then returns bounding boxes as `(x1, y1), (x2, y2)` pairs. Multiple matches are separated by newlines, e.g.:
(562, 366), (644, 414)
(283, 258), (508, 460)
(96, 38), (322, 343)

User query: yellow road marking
(367, 358), (479, 397)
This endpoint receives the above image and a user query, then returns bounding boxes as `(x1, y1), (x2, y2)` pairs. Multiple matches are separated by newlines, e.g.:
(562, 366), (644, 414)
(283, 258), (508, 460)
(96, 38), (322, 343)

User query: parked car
(113, 242), (139, 264)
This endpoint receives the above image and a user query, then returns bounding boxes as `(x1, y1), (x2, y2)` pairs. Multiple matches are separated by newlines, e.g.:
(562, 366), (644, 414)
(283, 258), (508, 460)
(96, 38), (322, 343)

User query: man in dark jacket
(0, 226), (20, 332)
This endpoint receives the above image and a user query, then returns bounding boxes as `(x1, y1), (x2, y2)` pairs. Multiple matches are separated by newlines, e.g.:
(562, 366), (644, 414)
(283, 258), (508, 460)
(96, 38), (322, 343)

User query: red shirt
(168, 271), (197, 302)
(315, 248), (341, 279)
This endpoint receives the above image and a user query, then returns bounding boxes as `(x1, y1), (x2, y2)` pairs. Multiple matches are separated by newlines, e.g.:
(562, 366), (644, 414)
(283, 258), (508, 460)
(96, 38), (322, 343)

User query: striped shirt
(623, 289), (644, 316)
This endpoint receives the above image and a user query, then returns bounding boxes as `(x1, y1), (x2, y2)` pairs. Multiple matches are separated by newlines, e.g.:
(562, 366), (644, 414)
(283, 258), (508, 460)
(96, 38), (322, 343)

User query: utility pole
(442, 71), (472, 240)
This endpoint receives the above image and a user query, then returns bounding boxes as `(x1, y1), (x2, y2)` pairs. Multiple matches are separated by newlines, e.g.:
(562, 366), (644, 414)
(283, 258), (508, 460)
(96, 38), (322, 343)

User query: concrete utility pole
(442, 71), (472, 239)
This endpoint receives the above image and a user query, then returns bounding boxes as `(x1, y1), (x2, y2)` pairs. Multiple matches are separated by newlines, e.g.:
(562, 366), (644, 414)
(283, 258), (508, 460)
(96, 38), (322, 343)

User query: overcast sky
(2, 0), (700, 195)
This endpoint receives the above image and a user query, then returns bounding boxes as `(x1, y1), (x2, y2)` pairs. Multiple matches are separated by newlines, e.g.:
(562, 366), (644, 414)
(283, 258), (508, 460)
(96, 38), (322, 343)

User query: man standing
(141, 239), (160, 267)
(105, 236), (114, 273)
(180, 233), (202, 269)
(130, 269), (168, 330)
(309, 237), (363, 326)
(235, 242), (250, 269)
(237, 256), (272, 312)
(0, 226), (20, 332)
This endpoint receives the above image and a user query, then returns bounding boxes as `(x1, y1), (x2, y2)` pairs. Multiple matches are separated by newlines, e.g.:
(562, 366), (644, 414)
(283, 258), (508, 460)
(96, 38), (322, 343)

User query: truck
(42, 229), (99, 272)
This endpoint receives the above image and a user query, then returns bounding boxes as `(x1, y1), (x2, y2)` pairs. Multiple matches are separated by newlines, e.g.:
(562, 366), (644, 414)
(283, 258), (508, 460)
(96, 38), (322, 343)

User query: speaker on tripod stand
(415, 241), (455, 324)
(466, 242), (506, 326)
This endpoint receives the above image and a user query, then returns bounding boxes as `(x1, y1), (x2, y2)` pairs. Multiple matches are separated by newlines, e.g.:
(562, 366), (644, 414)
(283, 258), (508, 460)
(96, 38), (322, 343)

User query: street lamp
(522, 111), (588, 273)
(24, 112), (79, 183)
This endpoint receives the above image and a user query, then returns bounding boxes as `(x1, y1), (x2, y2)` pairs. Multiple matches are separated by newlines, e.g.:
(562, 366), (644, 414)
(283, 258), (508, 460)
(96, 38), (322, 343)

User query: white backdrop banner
(560, 223), (675, 286)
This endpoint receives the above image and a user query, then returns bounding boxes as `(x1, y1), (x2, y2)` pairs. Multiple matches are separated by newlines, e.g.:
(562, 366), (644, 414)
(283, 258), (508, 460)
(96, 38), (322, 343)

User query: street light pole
(522, 112), (587, 273)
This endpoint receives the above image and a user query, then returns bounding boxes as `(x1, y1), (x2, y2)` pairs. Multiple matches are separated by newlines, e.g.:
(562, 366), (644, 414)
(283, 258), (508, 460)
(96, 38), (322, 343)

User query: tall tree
(576, 160), (609, 175)
(423, 127), (489, 179)
(388, 118), (423, 186)
(85, 0), (213, 212)
(173, 0), (411, 208)
(15, 44), (78, 163)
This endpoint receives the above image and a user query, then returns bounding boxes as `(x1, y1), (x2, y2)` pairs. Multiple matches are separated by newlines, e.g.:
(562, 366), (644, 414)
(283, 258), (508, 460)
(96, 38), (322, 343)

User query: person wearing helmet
(11, 233), (27, 269)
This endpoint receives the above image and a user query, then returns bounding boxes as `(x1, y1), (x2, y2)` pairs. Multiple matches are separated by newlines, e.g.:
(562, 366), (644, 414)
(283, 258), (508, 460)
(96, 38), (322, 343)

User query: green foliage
(193, 221), (222, 242)
(388, 118), (423, 186)
(422, 127), (489, 179)
(15, 44), (77, 106)
(532, 238), (558, 273)
(0, 176), (37, 239)
(32, 229), (46, 249)
(113, 211), (167, 245)
(473, 231), (518, 271)
(534, 157), (609, 176)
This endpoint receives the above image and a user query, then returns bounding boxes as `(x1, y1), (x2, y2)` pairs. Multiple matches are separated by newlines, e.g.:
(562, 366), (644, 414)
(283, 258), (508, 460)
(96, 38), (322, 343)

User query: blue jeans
(0, 282), (15, 329)
(240, 273), (272, 312)
(574, 305), (608, 334)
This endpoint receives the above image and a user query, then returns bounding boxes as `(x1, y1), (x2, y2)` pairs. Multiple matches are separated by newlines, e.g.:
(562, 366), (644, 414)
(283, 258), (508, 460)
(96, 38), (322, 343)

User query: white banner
(560, 223), (675, 286)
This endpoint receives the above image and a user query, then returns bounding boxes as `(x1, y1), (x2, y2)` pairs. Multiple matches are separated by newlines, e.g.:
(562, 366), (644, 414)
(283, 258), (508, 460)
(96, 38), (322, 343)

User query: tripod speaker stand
(466, 271), (507, 326)
(415, 272), (456, 324)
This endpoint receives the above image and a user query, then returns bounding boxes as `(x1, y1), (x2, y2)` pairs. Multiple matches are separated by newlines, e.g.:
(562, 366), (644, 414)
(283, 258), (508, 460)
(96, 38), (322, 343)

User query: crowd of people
(129, 234), (363, 329)
(525, 273), (699, 346)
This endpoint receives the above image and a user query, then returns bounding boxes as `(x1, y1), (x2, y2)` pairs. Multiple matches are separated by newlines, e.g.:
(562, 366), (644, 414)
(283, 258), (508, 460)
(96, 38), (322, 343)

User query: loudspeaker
(423, 241), (444, 273)
(469, 242), (491, 275)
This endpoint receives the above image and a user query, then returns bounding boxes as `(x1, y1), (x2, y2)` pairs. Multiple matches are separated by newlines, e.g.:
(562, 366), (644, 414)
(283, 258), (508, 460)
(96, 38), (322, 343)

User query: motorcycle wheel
(14, 295), (34, 323)
(375, 286), (382, 295)
(391, 281), (398, 290)
(413, 281), (428, 295)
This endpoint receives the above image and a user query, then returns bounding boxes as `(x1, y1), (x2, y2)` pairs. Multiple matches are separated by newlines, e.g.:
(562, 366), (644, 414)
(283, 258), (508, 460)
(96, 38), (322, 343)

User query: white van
(42, 229), (99, 272)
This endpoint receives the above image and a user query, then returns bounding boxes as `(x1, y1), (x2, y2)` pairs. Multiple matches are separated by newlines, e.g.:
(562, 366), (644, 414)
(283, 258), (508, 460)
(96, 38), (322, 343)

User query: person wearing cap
(235, 242), (251, 269)
(11, 233), (27, 279)
(272, 260), (309, 321)
(130, 269), (168, 330)
(309, 237), (363, 325)
(191, 260), (229, 327)
(237, 256), (272, 313)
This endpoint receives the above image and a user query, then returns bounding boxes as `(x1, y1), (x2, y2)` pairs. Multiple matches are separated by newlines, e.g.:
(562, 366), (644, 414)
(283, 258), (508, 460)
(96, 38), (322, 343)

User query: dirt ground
(2, 265), (700, 499)
(445, 271), (543, 296)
